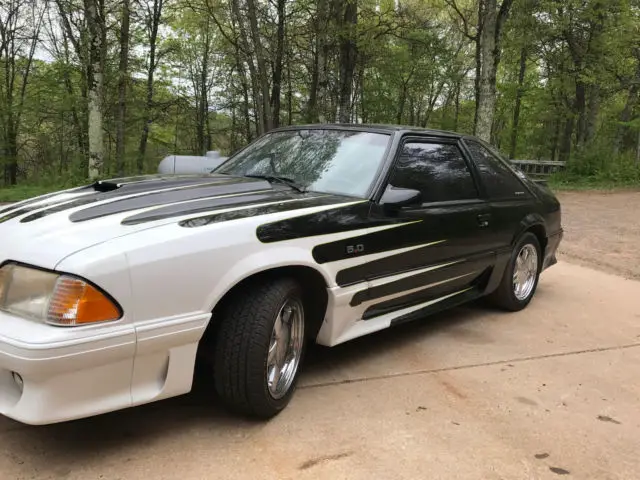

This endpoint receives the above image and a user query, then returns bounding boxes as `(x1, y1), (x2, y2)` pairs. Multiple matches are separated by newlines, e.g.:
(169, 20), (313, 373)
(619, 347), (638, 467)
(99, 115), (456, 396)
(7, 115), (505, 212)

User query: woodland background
(1, 0), (639, 200)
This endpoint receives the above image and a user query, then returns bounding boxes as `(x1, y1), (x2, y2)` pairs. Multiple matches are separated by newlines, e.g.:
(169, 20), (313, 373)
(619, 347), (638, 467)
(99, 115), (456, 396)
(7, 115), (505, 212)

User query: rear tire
(212, 278), (306, 418)
(489, 232), (542, 311)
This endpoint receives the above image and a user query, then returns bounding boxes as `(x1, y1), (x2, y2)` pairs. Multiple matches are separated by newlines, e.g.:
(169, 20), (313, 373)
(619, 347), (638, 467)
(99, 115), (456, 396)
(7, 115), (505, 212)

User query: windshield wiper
(244, 174), (306, 193)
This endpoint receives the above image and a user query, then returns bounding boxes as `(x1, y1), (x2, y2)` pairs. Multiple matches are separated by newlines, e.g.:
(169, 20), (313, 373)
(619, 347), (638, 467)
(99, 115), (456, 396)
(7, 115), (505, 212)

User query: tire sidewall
(506, 233), (542, 309)
(258, 281), (307, 414)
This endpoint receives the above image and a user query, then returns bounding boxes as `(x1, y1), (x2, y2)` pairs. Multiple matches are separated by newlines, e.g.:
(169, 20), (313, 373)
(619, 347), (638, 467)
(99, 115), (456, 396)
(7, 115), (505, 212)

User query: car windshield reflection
(215, 129), (391, 197)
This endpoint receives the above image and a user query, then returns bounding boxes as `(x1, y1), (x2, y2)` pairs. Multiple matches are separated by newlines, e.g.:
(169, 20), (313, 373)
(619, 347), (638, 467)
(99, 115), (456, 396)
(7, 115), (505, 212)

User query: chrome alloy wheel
(513, 244), (539, 301)
(267, 297), (305, 399)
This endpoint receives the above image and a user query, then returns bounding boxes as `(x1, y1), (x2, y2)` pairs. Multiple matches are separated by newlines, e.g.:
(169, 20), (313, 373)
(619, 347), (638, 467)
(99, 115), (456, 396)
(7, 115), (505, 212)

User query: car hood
(0, 174), (353, 269)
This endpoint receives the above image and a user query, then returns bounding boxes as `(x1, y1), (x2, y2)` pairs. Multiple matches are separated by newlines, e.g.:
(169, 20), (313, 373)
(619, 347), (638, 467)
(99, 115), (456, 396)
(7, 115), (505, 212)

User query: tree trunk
(585, 85), (600, 145)
(137, 0), (163, 173)
(58, 23), (88, 159)
(509, 46), (527, 159)
(4, 127), (18, 186)
(614, 73), (639, 153)
(1, 3), (42, 185)
(196, 26), (210, 155)
(231, 0), (262, 134)
(338, 0), (358, 123)
(359, 67), (367, 123)
(408, 96), (415, 125)
(85, 0), (105, 179)
(271, 0), (285, 128)
(397, 83), (407, 124)
(115, 0), (130, 177)
(55, 0), (90, 167)
(246, 0), (273, 133)
(454, 81), (460, 132)
(307, 42), (320, 122)
(316, 0), (330, 122)
(476, 0), (497, 142)
(549, 112), (560, 161)
(236, 56), (252, 142)
(574, 80), (587, 148)
(475, 0), (513, 142)
(230, 103), (237, 152)
(287, 48), (293, 125)
(473, 0), (482, 134)
(423, 79), (447, 128)
(559, 117), (574, 162)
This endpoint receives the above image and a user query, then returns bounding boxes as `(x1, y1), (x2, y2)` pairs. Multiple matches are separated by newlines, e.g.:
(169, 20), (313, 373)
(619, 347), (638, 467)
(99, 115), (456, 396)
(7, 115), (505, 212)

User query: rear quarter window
(464, 140), (529, 200)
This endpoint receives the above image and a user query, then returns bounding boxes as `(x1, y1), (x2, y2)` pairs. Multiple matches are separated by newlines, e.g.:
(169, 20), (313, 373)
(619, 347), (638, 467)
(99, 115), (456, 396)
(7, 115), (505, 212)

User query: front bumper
(0, 310), (136, 425)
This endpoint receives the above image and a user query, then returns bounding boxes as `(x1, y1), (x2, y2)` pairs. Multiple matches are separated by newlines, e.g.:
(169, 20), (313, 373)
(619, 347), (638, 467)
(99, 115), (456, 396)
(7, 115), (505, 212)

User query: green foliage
(550, 146), (640, 188)
(0, 184), (77, 203)
(1, 0), (639, 198)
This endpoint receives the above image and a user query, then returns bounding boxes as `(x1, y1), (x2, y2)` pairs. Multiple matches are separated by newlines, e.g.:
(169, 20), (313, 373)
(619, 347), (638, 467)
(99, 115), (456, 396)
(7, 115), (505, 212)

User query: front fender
(203, 245), (333, 313)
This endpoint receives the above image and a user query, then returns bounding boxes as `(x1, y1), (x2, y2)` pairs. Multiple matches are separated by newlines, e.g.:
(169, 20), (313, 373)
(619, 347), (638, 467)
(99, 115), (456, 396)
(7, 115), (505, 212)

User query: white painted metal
(0, 186), (473, 425)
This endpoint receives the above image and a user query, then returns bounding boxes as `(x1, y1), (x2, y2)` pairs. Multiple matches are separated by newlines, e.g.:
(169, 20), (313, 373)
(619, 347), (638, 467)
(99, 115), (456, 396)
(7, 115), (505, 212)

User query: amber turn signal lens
(47, 276), (121, 326)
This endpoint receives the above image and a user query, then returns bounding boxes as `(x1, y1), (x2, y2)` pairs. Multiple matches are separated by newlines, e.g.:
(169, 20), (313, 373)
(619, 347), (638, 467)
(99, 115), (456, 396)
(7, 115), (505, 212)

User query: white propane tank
(158, 151), (228, 174)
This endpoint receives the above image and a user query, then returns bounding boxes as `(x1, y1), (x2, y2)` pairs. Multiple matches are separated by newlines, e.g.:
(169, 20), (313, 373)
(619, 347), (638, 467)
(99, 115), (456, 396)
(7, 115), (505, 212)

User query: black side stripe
(256, 200), (379, 243)
(350, 253), (491, 307)
(362, 269), (487, 320)
(389, 286), (481, 327)
(311, 220), (421, 265)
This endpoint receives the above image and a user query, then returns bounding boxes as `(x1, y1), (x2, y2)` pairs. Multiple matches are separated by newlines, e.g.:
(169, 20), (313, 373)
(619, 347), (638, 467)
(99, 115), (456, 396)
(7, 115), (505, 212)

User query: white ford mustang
(0, 125), (562, 424)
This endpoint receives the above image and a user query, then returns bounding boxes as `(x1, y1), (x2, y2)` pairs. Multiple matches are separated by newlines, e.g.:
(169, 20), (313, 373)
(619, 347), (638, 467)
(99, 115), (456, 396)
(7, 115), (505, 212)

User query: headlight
(0, 263), (122, 326)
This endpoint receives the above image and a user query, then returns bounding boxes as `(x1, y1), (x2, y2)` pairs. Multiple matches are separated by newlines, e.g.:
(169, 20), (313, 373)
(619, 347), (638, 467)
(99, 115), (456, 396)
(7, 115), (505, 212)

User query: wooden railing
(510, 159), (566, 178)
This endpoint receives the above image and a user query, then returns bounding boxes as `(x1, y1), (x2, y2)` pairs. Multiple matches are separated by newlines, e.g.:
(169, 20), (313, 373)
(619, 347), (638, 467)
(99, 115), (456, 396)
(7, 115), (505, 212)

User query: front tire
(212, 278), (306, 418)
(489, 232), (542, 311)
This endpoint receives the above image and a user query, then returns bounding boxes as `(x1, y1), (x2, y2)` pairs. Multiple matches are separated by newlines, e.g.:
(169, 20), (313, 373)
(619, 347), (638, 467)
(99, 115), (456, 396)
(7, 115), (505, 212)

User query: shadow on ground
(0, 295), (519, 470)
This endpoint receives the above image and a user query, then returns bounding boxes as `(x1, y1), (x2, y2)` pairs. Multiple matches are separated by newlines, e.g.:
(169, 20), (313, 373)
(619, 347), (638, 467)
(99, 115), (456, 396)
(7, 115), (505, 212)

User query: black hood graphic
(0, 173), (360, 226)
(69, 174), (276, 223)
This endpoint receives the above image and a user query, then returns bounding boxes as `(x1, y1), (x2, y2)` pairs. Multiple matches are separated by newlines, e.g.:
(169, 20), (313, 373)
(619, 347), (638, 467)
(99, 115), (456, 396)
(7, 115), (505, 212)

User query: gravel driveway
(555, 190), (640, 279)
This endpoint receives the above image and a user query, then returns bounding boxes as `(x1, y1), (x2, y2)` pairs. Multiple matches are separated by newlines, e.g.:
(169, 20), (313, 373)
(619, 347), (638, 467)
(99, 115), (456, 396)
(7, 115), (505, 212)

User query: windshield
(214, 129), (391, 197)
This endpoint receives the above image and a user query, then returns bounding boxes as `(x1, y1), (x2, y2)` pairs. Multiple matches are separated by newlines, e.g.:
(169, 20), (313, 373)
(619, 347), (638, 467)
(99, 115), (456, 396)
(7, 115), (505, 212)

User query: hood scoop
(92, 180), (122, 192)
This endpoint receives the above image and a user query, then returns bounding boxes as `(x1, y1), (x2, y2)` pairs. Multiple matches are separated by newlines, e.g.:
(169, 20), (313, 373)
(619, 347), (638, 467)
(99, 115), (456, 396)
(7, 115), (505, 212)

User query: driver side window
(388, 141), (478, 203)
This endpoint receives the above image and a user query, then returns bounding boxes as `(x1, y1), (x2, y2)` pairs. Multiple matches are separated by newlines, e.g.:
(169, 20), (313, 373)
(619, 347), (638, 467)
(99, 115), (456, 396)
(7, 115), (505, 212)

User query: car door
(461, 138), (536, 254)
(354, 136), (497, 319)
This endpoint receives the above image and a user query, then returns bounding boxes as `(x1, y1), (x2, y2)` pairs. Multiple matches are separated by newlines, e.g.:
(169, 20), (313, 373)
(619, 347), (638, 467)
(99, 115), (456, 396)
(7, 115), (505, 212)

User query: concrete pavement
(1, 261), (639, 479)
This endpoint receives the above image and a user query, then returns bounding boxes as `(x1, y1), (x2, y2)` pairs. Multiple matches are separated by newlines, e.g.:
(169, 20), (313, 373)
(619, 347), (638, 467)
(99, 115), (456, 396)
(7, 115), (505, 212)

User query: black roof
(271, 123), (462, 138)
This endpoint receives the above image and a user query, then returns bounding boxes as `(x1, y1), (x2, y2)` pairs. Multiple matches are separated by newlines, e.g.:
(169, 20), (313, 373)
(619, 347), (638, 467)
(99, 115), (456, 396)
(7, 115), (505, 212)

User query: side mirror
(379, 185), (422, 212)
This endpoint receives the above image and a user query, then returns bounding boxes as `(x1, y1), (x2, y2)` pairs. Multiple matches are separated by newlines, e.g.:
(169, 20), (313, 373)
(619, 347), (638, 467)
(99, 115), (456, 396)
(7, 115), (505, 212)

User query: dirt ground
(0, 191), (640, 479)
(555, 190), (640, 279)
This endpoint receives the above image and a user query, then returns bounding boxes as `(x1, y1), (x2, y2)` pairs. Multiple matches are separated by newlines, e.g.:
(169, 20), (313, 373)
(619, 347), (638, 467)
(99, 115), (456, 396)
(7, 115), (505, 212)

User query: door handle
(477, 213), (491, 228)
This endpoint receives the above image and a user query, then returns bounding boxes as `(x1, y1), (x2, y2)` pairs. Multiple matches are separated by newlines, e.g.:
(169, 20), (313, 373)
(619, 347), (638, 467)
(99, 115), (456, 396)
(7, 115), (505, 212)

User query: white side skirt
(317, 287), (472, 347)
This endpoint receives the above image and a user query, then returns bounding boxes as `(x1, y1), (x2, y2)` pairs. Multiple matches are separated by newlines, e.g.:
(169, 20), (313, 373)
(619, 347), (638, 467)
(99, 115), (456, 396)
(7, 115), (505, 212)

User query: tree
(1, 0), (640, 191)
(137, 0), (165, 172)
(85, 0), (107, 178)
(115, 0), (131, 176)
(0, 0), (45, 185)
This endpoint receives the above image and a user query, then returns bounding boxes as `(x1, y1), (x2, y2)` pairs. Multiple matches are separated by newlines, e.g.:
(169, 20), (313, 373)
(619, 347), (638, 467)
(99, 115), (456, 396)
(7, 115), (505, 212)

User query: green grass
(0, 184), (68, 203)
(547, 175), (640, 192)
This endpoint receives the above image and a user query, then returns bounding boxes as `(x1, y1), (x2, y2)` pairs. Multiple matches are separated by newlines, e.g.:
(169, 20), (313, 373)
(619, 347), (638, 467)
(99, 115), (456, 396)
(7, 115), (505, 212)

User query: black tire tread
(212, 277), (302, 417)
